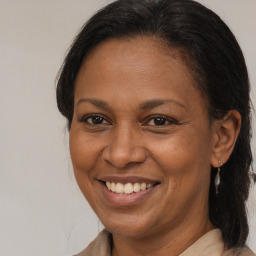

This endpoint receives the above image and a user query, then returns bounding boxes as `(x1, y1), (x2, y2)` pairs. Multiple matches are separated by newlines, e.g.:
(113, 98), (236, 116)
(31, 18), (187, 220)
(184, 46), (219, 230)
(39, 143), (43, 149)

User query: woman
(56, 0), (255, 255)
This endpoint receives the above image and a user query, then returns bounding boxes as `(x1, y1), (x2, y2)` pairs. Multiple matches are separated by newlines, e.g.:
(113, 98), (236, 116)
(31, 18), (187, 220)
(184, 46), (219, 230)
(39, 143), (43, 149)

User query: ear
(211, 110), (241, 167)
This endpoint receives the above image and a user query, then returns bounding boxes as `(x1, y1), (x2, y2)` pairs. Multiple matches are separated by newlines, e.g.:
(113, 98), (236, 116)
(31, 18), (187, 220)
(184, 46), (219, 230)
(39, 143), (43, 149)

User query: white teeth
(106, 181), (155, 194)
(106, 182), (111, 189)
(116, 183), (124, 194)
(146, 183), (153, 189)
(141, 183), (146, 191)
(133, 183), (141, 192)
(124, 183), (133, 194)
(111, 182), (116, 192)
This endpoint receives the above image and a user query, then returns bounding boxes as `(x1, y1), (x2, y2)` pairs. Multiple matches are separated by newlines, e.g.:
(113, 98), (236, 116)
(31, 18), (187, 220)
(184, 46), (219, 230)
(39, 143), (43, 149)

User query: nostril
(102, 143), (147, 168)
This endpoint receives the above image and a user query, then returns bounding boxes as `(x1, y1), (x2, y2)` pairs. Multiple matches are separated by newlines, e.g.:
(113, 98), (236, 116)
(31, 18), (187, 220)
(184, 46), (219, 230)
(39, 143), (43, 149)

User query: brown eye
(153, 117), (167, 126)
(147, 116), (171, 126)
(145, 115), (180, 127)
(84, 115), (109, 125)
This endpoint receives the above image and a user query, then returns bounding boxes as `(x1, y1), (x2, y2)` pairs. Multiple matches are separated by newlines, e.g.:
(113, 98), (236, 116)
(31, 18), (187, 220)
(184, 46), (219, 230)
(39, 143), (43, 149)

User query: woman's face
(70, 37), (216, 239)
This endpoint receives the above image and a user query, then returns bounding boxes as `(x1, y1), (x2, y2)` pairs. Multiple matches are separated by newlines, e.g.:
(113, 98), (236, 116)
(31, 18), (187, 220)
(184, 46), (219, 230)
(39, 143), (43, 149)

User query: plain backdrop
(0, 0), (255, 255)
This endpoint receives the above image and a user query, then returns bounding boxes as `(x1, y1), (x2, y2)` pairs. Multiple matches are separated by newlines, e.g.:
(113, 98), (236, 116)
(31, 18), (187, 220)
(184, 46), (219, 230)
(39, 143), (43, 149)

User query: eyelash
(145, 115), (179, 126)
(80, 114), (179, 127)
(81, 114), (111, 125)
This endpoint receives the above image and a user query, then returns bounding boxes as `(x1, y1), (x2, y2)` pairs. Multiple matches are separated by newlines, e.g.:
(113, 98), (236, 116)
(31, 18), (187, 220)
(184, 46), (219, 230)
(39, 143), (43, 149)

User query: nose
(102, 125), (147, 168)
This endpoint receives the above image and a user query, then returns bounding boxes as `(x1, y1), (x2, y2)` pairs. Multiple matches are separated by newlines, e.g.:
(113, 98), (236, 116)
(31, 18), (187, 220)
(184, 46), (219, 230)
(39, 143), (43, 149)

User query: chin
(99, 213), (155, 238)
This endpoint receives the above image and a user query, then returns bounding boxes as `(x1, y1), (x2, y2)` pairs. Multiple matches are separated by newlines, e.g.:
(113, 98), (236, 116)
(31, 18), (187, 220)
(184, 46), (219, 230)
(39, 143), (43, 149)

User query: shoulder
(223, 246), (256, 256)
(74, 229), (112, 256)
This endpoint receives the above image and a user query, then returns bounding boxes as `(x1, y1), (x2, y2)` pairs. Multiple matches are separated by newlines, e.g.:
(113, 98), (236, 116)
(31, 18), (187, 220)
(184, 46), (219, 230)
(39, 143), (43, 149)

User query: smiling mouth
(102, 181), (160, 195)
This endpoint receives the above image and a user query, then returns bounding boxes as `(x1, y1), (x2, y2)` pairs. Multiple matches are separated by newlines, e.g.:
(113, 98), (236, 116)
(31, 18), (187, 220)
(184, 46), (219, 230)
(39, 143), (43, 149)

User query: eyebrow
(76, 98), (112, 110)
(138, 99), (186, 110)
(76, 98), (186, 110)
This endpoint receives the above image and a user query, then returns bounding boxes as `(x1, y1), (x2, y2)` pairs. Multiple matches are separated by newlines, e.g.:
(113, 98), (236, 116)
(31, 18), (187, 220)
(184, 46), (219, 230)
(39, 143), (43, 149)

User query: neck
(111, 217), (215, 256)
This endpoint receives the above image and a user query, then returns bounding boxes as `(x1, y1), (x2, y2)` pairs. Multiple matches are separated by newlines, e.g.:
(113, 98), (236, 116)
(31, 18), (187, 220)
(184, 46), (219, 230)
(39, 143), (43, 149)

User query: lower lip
(99, 182), (159, 207)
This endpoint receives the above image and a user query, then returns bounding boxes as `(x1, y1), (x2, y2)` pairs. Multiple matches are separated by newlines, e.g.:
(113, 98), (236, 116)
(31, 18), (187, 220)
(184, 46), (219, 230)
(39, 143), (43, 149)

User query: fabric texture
(75, 229), (255, 256)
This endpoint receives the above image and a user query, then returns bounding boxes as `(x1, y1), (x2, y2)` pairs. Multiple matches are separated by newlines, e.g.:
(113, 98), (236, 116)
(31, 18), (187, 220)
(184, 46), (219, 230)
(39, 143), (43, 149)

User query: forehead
(80, 36), (194, 78)
(74, 36), (206, 112)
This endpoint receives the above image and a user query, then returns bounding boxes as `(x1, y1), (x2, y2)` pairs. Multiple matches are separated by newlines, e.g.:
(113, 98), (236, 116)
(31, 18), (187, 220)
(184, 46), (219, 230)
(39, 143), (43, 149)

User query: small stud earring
(215, 160), (223, 193)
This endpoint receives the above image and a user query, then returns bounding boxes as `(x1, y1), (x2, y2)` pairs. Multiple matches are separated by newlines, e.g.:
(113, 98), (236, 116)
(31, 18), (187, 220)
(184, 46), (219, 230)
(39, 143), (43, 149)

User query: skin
(69, 37), (241, 256)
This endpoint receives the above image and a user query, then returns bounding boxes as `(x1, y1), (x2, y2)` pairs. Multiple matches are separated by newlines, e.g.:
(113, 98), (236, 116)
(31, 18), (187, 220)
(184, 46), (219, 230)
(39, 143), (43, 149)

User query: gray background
(0, 0), (255, 255)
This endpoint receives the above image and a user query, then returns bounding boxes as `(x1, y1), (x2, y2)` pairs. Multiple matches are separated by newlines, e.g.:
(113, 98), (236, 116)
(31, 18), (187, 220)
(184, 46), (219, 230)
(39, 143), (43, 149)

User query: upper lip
(97, 176), (161, 184)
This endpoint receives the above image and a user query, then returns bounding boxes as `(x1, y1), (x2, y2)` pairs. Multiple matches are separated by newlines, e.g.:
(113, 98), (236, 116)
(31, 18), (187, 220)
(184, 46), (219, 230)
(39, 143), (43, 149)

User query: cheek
(69, 129), (102, 200)
(150, 131), (212, 213)
(69, 130), (103, 206)
(69, 130), (100, 172)
(147, 127), (212, 180)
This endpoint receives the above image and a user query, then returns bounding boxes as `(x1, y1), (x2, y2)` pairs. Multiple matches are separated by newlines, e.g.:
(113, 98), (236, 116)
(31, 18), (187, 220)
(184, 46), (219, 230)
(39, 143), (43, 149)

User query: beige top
(76, 229), (255, 256)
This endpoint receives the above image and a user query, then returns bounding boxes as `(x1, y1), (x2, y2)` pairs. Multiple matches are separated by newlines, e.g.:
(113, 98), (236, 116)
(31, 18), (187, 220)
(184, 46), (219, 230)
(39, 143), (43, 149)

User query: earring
(215, 160), (223, 193)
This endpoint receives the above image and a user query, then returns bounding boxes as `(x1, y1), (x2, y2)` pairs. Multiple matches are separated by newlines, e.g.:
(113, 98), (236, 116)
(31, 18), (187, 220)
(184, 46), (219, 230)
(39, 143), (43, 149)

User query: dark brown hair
(56, 0), (253, 248)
